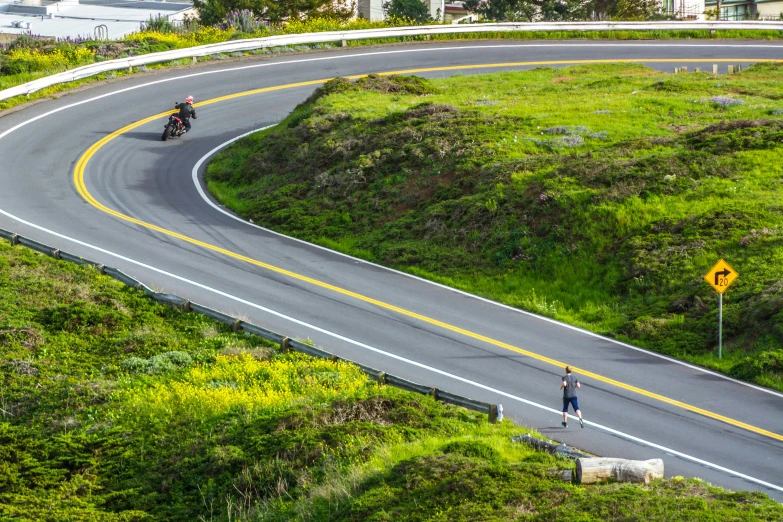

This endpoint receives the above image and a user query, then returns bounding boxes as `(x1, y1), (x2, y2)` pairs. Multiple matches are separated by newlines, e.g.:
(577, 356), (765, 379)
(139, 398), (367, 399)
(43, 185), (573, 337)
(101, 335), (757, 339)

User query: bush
(729, 350), (783, 381)
(222, 9), (268, 33)
(194, 0), (354, 26)
(281, 16), (399, 34)
(383, 0), (433, 23)
(144, 15), (176, 33)
(192, 0), (231, 27)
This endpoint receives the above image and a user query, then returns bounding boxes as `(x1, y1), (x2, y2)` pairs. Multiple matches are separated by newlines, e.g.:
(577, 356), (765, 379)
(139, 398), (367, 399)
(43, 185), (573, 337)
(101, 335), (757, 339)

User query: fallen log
(576, 457), (664, 485)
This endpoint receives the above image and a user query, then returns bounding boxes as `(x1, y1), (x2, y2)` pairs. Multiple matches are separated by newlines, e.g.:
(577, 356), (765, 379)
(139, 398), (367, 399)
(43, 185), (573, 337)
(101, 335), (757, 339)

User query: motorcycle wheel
(161, 124), (171, 141)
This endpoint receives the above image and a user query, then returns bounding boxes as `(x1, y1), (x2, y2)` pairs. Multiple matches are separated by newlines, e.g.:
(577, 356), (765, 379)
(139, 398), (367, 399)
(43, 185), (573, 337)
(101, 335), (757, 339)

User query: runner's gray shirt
(562, 374), (579, 398)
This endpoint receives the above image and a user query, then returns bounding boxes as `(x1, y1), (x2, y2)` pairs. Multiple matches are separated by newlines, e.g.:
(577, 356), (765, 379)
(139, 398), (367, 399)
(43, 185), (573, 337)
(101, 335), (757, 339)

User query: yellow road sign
(704, 259), (738, 294)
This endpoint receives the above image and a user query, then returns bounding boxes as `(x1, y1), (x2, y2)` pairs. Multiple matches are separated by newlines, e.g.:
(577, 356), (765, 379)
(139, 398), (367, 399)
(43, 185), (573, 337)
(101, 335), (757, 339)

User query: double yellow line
(74, 59), (783, 443)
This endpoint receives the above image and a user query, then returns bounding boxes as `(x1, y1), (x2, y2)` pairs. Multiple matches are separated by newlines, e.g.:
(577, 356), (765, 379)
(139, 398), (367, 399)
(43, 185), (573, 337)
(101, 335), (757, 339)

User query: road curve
(2, 41), (783, 500)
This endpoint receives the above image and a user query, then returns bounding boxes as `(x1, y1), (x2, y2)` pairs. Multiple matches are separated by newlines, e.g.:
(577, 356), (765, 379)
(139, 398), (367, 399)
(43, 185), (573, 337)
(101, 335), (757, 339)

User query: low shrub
(729, 350), (783, 380)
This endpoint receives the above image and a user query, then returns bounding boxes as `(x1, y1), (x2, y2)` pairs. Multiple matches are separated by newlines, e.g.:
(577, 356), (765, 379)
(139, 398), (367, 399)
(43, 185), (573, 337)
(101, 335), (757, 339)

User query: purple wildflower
(711, 96), (744, 108)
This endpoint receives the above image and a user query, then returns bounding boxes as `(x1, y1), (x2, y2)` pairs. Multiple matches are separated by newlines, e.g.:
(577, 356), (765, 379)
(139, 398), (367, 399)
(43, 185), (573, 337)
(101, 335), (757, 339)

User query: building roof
(0, 0), (194, 39)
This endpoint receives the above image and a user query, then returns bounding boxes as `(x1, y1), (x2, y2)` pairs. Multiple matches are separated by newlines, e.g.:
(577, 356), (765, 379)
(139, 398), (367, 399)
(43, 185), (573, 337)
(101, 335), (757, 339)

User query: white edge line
(0, 205), (781, 495)
(191, 126), (783, 400)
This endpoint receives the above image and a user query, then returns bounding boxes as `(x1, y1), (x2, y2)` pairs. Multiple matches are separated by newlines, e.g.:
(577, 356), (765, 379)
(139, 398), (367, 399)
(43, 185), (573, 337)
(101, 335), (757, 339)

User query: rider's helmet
(185, 95), (194, 104)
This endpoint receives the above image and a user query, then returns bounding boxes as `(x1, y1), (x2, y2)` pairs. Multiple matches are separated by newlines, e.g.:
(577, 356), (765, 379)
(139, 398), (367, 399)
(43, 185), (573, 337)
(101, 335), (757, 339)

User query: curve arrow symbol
(715, 268), (731, 285)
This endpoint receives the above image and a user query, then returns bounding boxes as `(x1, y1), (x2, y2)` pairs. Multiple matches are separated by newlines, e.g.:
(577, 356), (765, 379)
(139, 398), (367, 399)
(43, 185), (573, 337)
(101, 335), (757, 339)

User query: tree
(383, 0), (432, 23)
(589, 0), (659, 19)
(463, 0), (585, 21)
(462, 0), (535, 21)
(463, 0), (661, 21)
(194, 0), (354, 26)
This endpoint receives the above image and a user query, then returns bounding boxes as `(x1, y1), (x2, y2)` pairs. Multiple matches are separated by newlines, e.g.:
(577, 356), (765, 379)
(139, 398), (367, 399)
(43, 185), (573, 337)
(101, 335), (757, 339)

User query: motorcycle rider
(174, 95), (197, 134)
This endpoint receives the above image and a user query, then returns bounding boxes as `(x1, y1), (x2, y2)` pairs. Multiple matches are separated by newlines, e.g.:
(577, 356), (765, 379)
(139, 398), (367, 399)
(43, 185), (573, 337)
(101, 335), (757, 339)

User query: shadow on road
(122, 131), (168, 141)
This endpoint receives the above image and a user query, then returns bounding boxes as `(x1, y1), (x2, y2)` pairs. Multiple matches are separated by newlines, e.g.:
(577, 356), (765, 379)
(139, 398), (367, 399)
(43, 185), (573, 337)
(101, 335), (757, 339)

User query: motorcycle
(161, 114), (185, 141)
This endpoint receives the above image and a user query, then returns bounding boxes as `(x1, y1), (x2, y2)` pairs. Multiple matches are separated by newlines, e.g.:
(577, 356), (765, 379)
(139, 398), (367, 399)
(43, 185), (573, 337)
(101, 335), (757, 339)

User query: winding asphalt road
(2, 41), (783, 500)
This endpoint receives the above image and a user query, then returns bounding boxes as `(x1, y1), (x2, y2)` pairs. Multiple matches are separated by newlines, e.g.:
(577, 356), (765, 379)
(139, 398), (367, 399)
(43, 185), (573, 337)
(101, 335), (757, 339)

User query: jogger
(560, 366), (584, 428)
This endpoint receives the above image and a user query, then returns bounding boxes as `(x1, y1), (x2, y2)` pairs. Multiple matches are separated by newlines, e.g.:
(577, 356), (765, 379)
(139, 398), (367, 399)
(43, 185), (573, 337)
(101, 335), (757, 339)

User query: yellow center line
(74, 60), (783, 443)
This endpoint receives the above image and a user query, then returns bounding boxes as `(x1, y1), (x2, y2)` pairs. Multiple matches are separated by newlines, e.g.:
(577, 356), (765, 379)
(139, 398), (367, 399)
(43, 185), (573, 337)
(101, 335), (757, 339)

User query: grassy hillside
(3, 231), (783, 519)
(206, 64), (783, 391)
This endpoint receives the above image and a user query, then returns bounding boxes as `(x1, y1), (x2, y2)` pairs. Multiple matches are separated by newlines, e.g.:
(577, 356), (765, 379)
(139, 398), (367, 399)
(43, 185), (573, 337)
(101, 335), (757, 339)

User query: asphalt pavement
(1, 40), (782, 500)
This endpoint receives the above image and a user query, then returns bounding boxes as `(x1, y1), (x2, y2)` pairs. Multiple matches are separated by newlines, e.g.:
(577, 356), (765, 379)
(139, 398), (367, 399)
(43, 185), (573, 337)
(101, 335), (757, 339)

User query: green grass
(206, 64), (783, 392)
(3, 216), (783, 520)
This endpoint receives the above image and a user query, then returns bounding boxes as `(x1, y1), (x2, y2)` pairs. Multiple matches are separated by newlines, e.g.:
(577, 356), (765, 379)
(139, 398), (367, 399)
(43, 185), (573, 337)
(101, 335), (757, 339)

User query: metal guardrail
(2, 21), (783, 102)
(0, 226), (502, 423)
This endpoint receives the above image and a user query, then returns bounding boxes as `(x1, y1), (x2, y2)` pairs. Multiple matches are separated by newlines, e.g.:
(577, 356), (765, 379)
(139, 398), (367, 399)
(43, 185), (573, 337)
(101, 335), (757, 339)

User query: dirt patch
(275, 396), (405, 431)
(357, 74), (437, 95)
(551, 76), (574, 83)
(621, 70), (660, 77)
(689, 118), (774, 137)
(404, 102), (460, 120)
(665, 123), (701, 134)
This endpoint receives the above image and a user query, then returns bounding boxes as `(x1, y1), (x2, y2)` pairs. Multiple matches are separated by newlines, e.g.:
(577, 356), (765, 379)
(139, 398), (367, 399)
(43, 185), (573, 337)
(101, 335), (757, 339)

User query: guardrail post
(182, 299), (191, 312)
(489, 404), (499, 424)
(280, 336), (290, 352)
(96, 264), (106, 274)
(192, 56), (197, 64)
(232, 319), (241, 332)
(682, 66), (687, 73)
(340, 39), (347, 47)
(10, 234), (19, 246)
(51, 248), (60, 259)
(430, 387), (438, 400)
(377, 371), (386, 384)
(695, 67), (701, 73)
(713, 64), (718, 75)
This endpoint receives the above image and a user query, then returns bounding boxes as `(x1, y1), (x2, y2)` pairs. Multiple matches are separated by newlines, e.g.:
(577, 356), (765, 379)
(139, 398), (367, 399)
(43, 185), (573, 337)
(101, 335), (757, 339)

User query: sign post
(703, 259), (738, 359)
(718, 293), (723, 359)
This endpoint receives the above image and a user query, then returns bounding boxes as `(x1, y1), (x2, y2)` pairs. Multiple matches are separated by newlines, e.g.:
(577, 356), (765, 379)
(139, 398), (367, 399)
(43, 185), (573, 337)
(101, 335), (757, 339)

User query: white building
(704, 0), (783, 19)
(359, 0), (448, 21)
(660, 0), (706, 19)
(0, 0), (195, 40)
